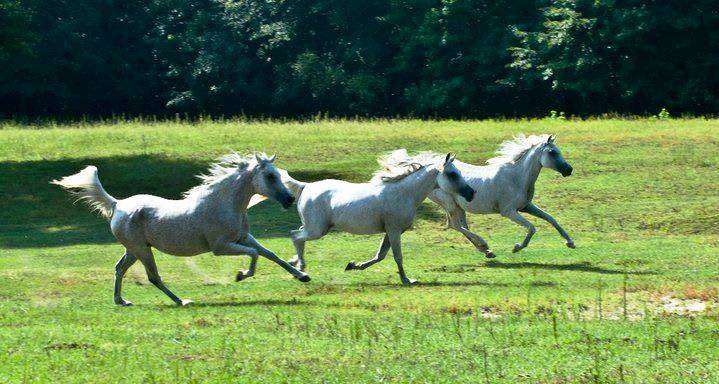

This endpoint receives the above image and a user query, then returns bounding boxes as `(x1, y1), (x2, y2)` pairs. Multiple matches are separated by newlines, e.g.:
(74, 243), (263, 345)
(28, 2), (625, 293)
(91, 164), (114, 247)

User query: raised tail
(279, 169), (306, 199)
(247, 169), (306, 209)
(51, 166), (117, 220)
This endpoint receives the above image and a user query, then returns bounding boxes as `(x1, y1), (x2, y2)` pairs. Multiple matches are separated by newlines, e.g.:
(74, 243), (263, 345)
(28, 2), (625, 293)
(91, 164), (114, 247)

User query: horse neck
(205, 167), (256, 213)
(392, 166), (440, 206)
(510, 146), (544, 197)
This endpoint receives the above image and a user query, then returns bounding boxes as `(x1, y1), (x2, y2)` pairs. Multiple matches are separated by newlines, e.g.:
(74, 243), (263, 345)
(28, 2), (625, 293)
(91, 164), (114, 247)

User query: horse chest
(526, 184), (535, 202)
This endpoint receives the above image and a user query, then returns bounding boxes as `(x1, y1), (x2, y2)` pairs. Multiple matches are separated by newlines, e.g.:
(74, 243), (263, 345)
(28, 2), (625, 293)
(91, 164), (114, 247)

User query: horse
(429, 134), (575, 256)
(51, 153), (310, 306)
(278, 150), (475, 285)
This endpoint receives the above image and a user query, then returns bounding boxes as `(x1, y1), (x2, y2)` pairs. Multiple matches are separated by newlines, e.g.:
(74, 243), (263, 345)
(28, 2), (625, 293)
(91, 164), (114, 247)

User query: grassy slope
(0, 119), (717, 383)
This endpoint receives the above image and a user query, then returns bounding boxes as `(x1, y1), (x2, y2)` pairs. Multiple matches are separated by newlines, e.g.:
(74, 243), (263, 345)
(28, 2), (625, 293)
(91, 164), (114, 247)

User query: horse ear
(548, 134), (557, 143)
(268, 154), (276, 163)
(444, 153), (452, 165)
(254, 153), (263, 163)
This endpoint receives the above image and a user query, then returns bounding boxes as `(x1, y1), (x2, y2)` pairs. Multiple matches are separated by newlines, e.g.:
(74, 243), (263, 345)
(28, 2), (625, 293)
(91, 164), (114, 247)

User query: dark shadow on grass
(191, 298), (308, 308)
(0, 157), (351, 248)
(350, 280), (556, 288)
(482, 260), (656, 275)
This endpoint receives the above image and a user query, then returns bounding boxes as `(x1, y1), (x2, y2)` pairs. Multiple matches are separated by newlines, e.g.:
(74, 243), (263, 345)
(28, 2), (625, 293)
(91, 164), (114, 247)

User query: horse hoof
(402, 279), (417, 286)
(180, 299), (194, 307)
(236, 270), (252, 282)
(512, 244), (522, 253)
(297, 274), (311, 283)
(345, 262), (356, 271)
(116, 300), (133, 307)
(485, 251), (496, 259)
(566, 241), (576, 249)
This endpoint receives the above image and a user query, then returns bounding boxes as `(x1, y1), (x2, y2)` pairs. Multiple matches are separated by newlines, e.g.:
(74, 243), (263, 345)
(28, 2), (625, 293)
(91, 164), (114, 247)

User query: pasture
(0, 119), (717, 383)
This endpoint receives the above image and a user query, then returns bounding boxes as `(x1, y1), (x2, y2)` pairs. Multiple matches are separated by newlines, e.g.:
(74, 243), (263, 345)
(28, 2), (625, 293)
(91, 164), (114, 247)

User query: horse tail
(279, 169), (306, 199)
(51, 166), (117, 220)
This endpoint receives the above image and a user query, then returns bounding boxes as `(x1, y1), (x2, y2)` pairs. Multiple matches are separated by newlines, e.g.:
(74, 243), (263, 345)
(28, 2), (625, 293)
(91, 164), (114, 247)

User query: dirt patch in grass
(45, 342), (93, 351)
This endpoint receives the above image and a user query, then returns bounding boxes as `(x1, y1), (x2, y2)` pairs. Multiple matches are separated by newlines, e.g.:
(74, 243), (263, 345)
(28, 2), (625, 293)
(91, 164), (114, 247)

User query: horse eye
(266, 173), (276, 181)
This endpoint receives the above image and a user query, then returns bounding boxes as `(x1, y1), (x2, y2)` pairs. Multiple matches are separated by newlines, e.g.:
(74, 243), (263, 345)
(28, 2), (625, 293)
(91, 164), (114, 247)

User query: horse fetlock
(179, 299), (194, 306)
(235, 270), (253, 282)
(115, 298), (133, 306)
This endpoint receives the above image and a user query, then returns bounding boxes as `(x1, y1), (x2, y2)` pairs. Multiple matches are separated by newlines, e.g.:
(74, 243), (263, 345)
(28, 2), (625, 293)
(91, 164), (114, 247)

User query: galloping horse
(430, 134), (575, 256)
(280, 150), (476, 285)
(52, 153), (309, 306)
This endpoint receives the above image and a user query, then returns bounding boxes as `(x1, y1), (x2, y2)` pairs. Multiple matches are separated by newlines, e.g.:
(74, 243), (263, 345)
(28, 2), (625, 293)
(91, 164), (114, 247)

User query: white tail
(247, 194), (268, 208)
(247, 170), (306, 209)
(51, 166), (117, 219)
(279, 169), (306, 199)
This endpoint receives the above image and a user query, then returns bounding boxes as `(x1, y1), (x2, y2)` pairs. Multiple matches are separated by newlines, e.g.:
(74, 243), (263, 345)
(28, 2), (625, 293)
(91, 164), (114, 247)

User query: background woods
(1, 0), (718, 118)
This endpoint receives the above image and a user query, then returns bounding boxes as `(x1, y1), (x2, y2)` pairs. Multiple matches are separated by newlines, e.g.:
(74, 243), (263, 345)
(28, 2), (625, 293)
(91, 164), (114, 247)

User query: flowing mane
(183, 152), (265, 197)
(371, 149), (443, 184)
(486, 134), (550, 165)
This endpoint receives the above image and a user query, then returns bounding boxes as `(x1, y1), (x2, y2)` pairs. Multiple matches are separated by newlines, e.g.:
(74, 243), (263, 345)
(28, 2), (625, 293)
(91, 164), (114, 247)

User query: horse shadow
(481, 260), (655, 275)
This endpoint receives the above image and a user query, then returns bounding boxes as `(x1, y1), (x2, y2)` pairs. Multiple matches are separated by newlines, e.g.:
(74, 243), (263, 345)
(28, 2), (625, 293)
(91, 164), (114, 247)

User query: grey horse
(52, 153), (309, 306)
(278, 150), (475, 285)
(429, 134), (575, 256)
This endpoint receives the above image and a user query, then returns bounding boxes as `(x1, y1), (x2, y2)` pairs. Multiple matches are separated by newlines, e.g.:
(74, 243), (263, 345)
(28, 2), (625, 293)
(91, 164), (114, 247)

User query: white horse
(429, 134), (575, 256)
(51, 153), (309, 306)
(277, 150), (475, 285)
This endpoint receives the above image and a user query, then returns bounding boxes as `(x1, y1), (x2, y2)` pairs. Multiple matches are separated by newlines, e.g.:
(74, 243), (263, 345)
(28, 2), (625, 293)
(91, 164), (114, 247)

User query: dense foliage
(1, 0), (717, 118)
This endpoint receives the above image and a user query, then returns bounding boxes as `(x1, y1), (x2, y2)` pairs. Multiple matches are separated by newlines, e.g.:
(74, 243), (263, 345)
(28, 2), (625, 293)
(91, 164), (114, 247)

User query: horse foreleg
(134, 247), (191, 306)
(447, 209), (495, 258)
(114, 251), (137, 306)
(502, 210), (536, 253)
(240, 234), (310, 282)
(387, 230), (416, 285)
(212, 241), (259, 282)
(346, 234), (391, 271)
(520, 203), (575, 249)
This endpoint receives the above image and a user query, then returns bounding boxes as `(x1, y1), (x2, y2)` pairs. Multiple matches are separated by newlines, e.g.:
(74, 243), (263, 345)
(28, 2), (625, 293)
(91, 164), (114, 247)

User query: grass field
(0, 119), (718, 383)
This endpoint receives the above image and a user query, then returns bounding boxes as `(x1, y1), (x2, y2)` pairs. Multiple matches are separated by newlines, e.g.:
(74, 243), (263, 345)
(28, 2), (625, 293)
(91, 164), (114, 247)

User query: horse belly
(330, 209), (384, 235)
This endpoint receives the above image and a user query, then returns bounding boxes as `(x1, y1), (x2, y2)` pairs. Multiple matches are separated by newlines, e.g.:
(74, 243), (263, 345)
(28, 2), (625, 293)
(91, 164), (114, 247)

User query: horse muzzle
(279, 194), (295, 209)
(460, 186), (475, 202)
(560, 165), (573, 177)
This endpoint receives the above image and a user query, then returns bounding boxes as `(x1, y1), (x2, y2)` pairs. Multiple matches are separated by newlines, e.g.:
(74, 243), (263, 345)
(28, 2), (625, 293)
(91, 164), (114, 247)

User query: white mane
(486, 134), (549, 165)
(371, 149), (443, 184)
(183, 152), (265, 197)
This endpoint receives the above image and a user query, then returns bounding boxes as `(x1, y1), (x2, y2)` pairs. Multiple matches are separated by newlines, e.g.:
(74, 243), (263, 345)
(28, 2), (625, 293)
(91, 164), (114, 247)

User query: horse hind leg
(114, 251), (137, 306)
(346, 234), (390, 271)
(289, 226), (324, 272)
(132, 246), (191, 306)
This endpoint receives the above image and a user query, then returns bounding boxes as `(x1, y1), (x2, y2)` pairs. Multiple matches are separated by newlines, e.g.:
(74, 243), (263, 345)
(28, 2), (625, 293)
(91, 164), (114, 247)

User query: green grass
(0, 119), (718, 383)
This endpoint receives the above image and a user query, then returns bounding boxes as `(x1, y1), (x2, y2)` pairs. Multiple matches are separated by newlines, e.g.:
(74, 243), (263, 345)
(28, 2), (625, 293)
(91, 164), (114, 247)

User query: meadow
(0, 119), (717, 383)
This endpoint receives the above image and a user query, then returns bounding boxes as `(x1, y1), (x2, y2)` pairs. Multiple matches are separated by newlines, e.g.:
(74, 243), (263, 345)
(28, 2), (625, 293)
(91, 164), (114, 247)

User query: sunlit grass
(0, 119), (717, 383)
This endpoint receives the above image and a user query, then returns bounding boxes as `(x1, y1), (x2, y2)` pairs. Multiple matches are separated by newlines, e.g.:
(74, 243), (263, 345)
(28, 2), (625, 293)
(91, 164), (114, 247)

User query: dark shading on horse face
(253, 159), (295, 209)
(438, 154), (475, 202)
(541, 139), (573, 177)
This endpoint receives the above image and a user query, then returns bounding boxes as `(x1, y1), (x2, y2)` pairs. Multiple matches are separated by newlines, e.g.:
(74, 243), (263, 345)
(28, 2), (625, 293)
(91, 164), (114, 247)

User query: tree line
(1, 0), (717, 119)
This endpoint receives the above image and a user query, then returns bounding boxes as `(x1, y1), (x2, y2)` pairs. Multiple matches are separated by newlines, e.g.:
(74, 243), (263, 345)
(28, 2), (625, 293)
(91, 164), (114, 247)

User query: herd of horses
(52, 133), (575, 306)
